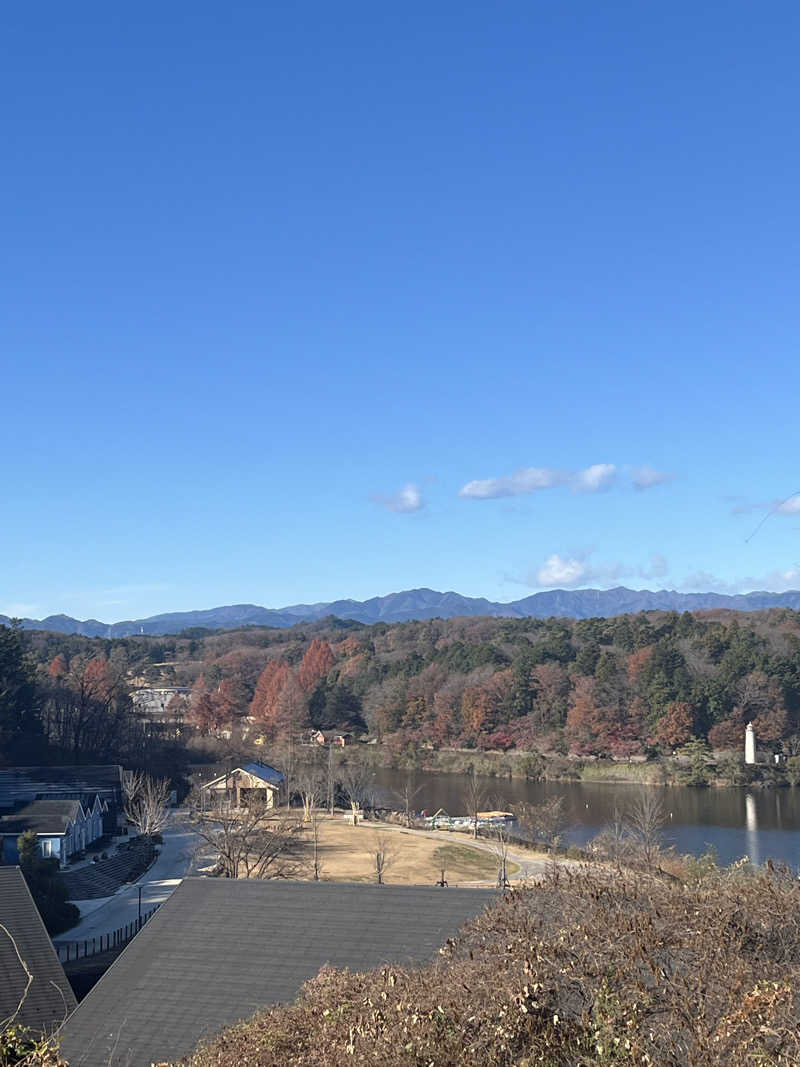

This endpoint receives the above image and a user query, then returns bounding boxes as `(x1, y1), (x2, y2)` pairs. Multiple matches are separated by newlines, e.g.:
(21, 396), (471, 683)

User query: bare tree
(371, 829), (397, 885)
(394, 772), (423, 828)
(484, 798), (514, 887)
(296, 760), (324, 823)
(591, 806), (630, 869)
(188, 798), (302, 879)
(488, 822), (514, 889)
(463, 768), (489, 839)
(340, 759), (375, 825)
(326, 742), (338, 815)
(308, 808), (324, 881)
(516, 796), (569, 852)
(625, 791), (666, 870)
(121, 768), (143, 807)
(271, 737), (298, 810)
(124, 774), (171, 838)
(295, 756), (328, 879)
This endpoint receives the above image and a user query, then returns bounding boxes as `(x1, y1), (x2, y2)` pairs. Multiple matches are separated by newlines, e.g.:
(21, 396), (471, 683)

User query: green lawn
(432, 843), (519, 880)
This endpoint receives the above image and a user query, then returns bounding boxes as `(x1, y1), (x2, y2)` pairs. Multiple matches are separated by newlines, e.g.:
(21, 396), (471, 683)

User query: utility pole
(138, 884), (142, 924)
(327, 741), (335, 815)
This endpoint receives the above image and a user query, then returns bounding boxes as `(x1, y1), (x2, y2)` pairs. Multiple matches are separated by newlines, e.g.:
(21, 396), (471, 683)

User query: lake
(371, 767), (800, 868)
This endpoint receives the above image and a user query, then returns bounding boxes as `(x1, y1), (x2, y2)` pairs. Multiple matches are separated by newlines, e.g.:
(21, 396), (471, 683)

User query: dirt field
(294, 815), (519, 886)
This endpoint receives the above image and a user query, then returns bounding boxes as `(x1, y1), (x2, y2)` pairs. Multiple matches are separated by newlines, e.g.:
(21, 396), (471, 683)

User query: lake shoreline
(373, 744), (789, 790)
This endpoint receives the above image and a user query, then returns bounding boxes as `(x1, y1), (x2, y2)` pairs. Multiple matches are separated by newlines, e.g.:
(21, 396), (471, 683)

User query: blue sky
(3, 2), (800, 621)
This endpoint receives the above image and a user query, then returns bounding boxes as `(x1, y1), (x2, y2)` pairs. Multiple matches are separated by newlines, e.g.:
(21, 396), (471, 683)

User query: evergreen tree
(0, 624), (44, 765)
(17, 830), (79, 935)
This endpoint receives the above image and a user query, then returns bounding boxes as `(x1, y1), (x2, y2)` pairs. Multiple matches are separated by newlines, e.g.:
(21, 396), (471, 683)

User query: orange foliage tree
(654, 702), (695, 748)
(250, 661), (291, 727)
(708, 706), (746, 751)
(48, 653), (67, 678)
(565, 677), (598, 754)
(273, 672), (309, 737)
(297, 640), (335, 693)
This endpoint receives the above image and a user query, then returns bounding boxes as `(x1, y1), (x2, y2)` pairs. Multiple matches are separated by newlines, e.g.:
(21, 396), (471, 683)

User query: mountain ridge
(4, 586), (800, 637)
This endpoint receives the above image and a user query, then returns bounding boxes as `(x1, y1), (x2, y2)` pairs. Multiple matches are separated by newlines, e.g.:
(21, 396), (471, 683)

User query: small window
(40, 839), (53, 858)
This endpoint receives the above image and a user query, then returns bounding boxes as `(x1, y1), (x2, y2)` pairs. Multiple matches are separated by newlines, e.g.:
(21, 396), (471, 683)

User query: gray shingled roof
(1, 799), (83, 836)
(0, 765), (122, 810)
(59, 878), (497, 1067)
(0, 867), (77, 1033)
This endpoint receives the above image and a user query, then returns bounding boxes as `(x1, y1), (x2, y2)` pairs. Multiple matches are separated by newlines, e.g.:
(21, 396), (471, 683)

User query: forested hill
(12, 607), (800, 762)
(6, 586), (800, 636)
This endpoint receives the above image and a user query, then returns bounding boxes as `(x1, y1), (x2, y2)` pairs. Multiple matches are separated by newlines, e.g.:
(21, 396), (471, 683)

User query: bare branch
(187, 798), (302, 879)
(124, 774), (171, 838)
(371, 829), (397, 885)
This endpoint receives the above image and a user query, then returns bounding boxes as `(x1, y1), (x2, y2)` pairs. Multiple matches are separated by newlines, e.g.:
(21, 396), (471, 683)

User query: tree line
(5, 606), (800, 765)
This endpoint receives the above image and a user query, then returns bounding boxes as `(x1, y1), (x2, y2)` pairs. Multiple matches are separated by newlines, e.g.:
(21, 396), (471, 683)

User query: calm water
(371, 768), (800, 868)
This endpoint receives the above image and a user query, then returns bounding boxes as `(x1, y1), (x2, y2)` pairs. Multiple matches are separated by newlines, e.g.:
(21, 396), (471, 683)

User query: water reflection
(371, 768), (800, 868)
(744, 793), (759, 866)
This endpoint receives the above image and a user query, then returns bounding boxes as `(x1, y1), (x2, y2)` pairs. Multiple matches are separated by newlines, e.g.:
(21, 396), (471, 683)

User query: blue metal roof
(241, 761), (284, 786)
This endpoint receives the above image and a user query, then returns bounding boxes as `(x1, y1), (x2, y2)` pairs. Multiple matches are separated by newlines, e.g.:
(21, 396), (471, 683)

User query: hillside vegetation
(8, 608), (800, 768)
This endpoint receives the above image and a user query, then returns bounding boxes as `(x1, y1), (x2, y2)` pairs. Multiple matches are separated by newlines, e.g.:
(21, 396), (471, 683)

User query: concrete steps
(62, 841), (154, 900)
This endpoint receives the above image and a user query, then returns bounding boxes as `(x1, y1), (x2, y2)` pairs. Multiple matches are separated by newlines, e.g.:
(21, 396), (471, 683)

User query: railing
(56, 903), (161, 962)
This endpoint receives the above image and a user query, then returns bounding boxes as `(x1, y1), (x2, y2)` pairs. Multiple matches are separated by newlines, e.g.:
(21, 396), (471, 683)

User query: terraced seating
(61, 840), (154, 900)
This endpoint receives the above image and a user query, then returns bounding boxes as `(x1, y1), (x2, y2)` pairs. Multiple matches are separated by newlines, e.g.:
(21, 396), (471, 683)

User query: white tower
(745, 722), (756, 765)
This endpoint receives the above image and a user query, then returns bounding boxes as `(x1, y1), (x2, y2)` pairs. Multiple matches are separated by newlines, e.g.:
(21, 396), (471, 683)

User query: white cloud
(458, 467), (566, 500)
(535, 554), (590, 586)
(631, 465), (672, 491)
(374, 483), (425, 513)
(776, 495), (800, 515)
(530, 549), (669, 589)
(572, 463), (617, 493)
(460, 460), (675, 500)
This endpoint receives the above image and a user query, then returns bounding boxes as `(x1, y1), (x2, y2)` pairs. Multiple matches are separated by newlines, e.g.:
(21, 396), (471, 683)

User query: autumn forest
(3, 606), (800, 775)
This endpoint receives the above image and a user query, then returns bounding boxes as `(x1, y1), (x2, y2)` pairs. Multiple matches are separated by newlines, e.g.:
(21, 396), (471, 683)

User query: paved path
(54, 816), (204, 944)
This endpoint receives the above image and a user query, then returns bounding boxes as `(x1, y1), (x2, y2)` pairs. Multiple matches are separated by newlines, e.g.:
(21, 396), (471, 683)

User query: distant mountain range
(4, 586), (800, 637)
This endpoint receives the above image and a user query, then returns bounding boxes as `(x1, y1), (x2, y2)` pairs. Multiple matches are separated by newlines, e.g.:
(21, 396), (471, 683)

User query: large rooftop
(0, 867), (77, 1033)
(59, 878), (497, 1067)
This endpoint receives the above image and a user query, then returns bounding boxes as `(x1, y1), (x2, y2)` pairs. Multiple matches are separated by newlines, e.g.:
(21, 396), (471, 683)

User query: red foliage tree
(188, 680), (223, 735)
(654, 702), (695, 748)
(460, 671), (512, 737)
(297, 640), (335, 693)
(565, 677), (599, 754)
(627, 646), (653, 686)
(214, 676), (250, 724)
(752, 706), (788, 744)
(250, 661), (291, 727)
(48, 653), (67, 678)
(531, 663), (570, 728)
(81, 656), (117, 704)
(273, 671), (309, 737)
(708, 706), (746, 751)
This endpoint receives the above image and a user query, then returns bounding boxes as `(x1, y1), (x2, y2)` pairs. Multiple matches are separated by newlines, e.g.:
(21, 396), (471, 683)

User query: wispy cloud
(572, 463), (617, 493)
(631, 465), (672, 491)
(458, 467), (566, 500)
(776, 495), (800, 515)
(459, 461), (672, 500)
(373, 483), (425, 513)
(679, 566), (800, 594)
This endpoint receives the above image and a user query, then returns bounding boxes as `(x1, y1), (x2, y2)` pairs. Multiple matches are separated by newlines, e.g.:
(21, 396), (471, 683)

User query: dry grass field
(293, 815), (518, 886)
